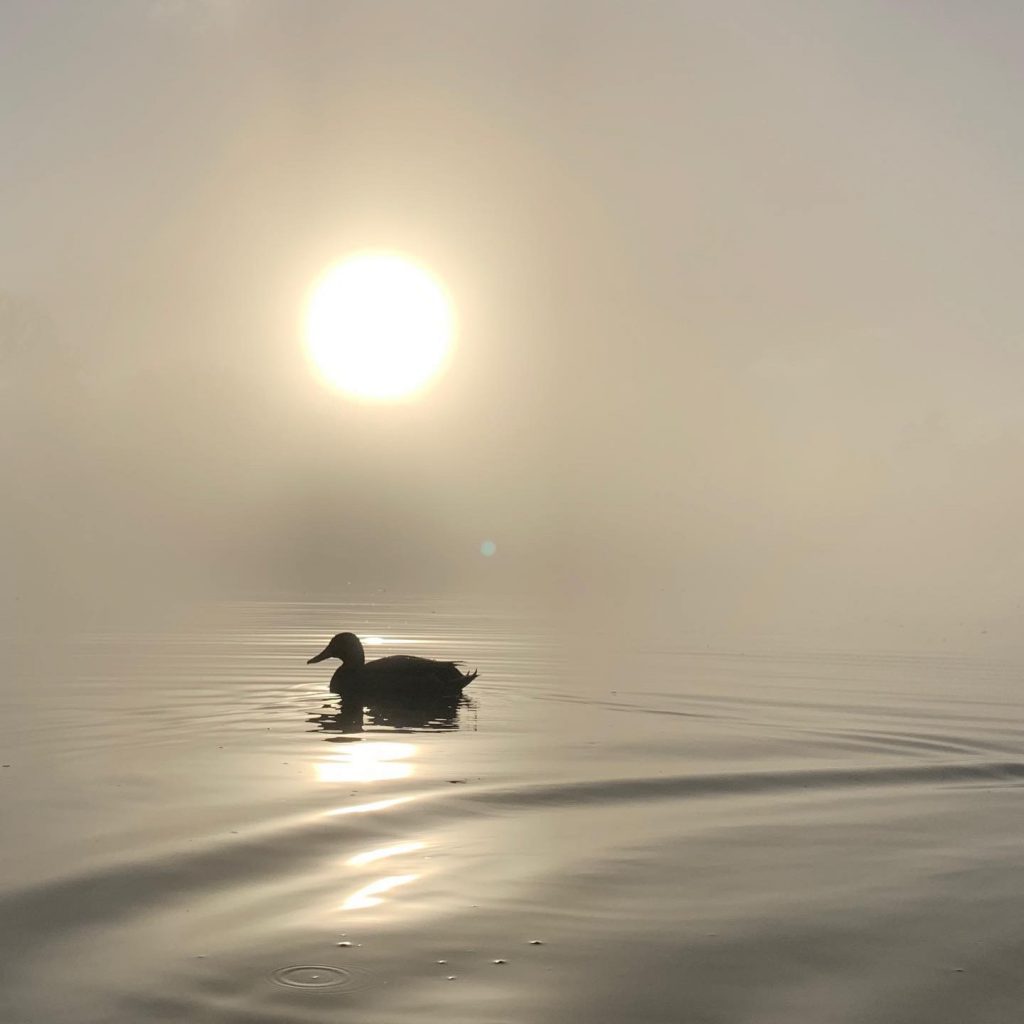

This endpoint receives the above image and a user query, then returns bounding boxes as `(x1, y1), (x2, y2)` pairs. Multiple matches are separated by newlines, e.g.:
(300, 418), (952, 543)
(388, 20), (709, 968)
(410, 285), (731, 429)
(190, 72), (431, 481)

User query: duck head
(307, 631), (366, 668)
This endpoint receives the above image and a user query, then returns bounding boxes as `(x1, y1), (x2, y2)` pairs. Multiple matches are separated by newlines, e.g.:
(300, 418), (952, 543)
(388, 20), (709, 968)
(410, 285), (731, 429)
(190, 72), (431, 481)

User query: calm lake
(3, 597), (1024, 1023)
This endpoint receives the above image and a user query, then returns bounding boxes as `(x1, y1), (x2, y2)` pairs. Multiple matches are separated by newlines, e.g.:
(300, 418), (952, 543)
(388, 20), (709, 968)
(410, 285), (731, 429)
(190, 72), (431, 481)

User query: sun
(304, 252), (455, 400)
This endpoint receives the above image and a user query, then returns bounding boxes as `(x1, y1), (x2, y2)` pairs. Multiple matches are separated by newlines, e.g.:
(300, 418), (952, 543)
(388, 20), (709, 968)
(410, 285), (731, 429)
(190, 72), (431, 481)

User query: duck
(307, 631), (478, 700)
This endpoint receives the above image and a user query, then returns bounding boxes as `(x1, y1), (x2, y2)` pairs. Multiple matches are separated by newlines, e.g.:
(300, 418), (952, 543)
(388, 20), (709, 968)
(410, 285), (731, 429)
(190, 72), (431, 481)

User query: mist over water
(4, 2), (1023, 647)
(3, 3), (1024, 1021)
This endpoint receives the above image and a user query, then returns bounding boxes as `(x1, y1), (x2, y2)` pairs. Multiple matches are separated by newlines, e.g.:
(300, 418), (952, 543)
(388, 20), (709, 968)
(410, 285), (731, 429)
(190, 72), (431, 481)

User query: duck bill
(307, 646), (332, 664)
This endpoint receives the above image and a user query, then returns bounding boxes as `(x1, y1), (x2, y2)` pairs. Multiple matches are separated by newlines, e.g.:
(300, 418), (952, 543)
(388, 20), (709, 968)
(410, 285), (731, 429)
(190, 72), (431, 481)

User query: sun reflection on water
(313, 727), (431, 914)
(347, 840), (426, 867)
(324, 796), (413, 817)
(341, 874), (419, 911)
(316, 741), (417, 783)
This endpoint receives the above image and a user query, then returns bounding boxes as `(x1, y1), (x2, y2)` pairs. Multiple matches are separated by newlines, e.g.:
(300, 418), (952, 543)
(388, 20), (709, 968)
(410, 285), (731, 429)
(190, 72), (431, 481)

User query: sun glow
(305, 252), (455, 400)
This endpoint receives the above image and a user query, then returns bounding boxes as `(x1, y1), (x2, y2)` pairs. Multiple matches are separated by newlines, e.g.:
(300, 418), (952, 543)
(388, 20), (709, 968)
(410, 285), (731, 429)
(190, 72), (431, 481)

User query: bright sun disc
(305, 252), (455, 400)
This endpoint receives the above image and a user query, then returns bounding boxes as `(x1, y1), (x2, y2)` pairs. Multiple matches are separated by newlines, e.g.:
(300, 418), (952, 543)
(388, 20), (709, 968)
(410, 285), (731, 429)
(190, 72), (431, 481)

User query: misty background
(3, 2), (1022, 646)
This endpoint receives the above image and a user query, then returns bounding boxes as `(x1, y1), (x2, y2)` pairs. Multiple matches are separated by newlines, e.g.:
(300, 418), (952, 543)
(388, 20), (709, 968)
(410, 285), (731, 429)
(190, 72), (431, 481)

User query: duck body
(330, 654), (475, 699)
(308, 632), (478, 701)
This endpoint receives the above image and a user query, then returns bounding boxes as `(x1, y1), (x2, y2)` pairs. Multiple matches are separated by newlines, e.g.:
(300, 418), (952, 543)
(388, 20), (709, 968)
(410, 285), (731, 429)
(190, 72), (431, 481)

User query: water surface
(3, 599), (1024, 1023)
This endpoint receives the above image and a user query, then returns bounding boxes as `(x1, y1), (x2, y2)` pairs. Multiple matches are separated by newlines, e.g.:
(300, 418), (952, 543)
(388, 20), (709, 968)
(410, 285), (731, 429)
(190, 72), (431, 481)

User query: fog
(3, 2), (1022, 647)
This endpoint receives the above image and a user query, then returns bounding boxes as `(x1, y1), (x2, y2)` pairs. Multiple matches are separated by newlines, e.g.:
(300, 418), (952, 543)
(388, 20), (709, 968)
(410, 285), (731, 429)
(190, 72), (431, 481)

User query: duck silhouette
(307, 632), (478, 701)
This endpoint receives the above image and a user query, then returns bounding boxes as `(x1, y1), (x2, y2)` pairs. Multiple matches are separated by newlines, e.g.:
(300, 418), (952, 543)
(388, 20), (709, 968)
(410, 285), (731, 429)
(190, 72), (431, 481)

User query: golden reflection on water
(317, 738), (429, 913)
(361, 635), (428, 646)
(324, 796), (414, 816)
(316, 741), (417, 783)
(341, 874), (419, 910)
(347, 840), (426, 867)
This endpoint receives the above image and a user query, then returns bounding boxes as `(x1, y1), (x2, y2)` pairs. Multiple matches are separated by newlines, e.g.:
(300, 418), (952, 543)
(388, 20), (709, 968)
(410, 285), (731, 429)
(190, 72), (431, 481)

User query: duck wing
(363, 655), (477, 693)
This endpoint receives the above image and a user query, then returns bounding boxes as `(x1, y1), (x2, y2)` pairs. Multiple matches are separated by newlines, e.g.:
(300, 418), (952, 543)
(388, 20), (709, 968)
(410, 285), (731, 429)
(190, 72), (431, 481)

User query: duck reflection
(310, 693), (474, 735)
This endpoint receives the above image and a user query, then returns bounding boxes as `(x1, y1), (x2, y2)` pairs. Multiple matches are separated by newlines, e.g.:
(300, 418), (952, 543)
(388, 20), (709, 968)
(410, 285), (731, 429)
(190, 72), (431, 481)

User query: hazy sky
(3, 2), (1022, 641)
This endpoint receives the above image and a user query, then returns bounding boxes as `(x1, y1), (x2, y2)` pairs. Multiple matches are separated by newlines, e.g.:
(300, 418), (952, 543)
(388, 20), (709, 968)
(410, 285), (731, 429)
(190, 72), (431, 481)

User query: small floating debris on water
(446, 976), (457, 981)
(336, 941), (355, 947)
(437, 960), (448, 964)
(448, 779), (467, 784)
(493, 959), (507, 965)
(528, 939), (544, 945)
